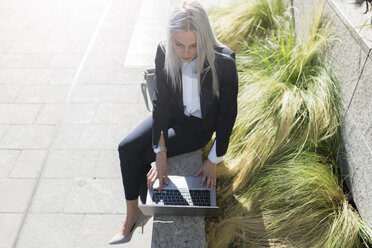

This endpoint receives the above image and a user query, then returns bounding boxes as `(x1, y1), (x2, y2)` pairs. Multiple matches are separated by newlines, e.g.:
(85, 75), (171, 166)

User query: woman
(109, 1), (238, 244)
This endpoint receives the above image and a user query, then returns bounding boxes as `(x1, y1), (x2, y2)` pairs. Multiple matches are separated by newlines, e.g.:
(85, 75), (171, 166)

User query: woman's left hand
(194, 159), (217, 190)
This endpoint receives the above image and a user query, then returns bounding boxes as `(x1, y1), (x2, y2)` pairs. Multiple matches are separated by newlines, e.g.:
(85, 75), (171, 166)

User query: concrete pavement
(0, 0), (231, 247)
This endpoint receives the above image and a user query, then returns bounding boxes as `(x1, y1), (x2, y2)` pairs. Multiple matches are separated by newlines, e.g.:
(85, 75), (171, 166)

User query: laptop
(138, 175), (219, 216)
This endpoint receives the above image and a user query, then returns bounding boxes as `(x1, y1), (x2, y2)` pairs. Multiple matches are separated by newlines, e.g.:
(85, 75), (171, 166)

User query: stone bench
(150, 150), (206, 248)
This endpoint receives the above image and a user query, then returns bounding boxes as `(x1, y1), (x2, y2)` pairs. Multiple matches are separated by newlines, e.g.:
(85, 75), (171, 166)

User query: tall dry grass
(221, 2), (340, 197)
(204, 1), (372, 247)
(208, 0), (286, 52)
(208, 147), (372, 247)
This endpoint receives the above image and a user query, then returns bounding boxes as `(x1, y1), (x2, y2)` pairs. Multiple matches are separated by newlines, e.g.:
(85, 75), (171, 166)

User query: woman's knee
(118, 116), (153, 156)
(118, 136), (132, 157)
(118, 133), (150, 158)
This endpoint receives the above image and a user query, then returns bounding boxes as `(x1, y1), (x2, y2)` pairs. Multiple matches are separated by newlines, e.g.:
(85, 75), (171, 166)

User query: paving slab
(15, 85), (70, 103)
(8, 150), (47, 179)
(94, 103), (150, 125)
(0, 125), (9, 142)
(108, 67), (146, 85)
(46, 29), (94, 42)
(61, 103), (98, 124)
(7, 40), (72, 54)
(0, 41), (13, 52)
(0, 125), (55, 149)
(78, 67), (115, 85)
(70, 85), (140, 103)
(35, 104), (64, 125)
(16, 213), (85, 248)
(43, 150), (100, 178)
(76, 124), (131, 150)
(0, 214), (23, 248)
(52, 124), (85, 150)
(0, 149), (20, 178)
(0, 104), (41, 124)
(29, 179), (74, 213)
(0, 85), (24, 103)
(0, 178), (35, 213)
(0, 68), (54, 85)
(49, 69), (77, 85)
(0, 54), (50, 68)
(46, 54), (84, 69)
(66, 40), (108, 55)
(64, 178), (125, 214)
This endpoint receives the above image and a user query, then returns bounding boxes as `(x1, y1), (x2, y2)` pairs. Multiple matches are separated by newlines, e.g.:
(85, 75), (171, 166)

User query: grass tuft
(209, 147), (367, 248)
(220, 3), (341, 196)
(208, 0), (286, 52)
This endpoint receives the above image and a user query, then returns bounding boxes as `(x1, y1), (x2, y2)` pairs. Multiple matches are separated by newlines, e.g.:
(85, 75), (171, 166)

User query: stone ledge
(152, 215), (205, 248)
(326, 0), (372, 56)
(151, 150), (206, 248)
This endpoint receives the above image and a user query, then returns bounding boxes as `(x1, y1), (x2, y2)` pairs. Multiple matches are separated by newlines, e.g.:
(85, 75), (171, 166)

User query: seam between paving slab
(11, 1), (114, 247)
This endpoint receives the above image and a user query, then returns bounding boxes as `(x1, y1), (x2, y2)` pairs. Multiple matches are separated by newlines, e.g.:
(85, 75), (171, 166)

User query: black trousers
(118, 113), (210, 203)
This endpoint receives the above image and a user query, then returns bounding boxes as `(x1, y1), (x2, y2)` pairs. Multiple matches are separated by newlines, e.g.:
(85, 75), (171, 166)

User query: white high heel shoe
(108, 212), (146, 245)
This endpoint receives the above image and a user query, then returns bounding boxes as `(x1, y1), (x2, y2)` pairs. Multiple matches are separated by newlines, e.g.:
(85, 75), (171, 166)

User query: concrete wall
(292, 0), (372, 224)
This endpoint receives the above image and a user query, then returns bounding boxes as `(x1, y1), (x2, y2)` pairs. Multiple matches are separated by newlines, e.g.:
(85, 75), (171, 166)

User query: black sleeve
(215, 57), (238, 157)
(152, 42), (171, 149)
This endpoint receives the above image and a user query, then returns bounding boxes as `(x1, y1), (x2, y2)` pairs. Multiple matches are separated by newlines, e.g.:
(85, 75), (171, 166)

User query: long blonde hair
(164, 1), (226, 98)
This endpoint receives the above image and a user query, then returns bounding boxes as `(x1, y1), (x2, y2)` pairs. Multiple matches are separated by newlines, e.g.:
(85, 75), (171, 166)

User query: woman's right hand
(147, 151), (168, 192)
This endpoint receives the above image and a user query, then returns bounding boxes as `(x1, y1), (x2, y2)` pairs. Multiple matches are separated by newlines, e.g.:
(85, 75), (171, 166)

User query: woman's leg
(117, 116), (153, 236)
(117, 114), (209, 235)
(118, 116), (153, 202)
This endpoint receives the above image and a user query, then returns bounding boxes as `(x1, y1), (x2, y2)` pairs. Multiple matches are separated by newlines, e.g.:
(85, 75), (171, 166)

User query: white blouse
(182, 58), (223, 164)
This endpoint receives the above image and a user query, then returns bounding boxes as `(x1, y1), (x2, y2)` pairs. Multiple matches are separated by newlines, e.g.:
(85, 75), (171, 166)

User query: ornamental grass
(208, 146), (372, 247)
(221, 2), (339, 197)
(208, 0), (286, 52)
(203, 1), (372, 247)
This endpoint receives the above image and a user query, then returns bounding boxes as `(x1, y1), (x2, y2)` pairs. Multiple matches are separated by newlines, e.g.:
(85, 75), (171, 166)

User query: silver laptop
(138, 175), (219, 216)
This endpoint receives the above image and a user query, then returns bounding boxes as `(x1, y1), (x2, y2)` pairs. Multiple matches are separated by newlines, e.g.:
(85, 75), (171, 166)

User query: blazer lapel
(175, 67), (183, 110)
(200, 59), (214, 119)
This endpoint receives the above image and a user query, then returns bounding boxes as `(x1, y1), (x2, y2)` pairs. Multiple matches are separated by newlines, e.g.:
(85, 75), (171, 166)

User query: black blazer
(152, 41), (238, 157)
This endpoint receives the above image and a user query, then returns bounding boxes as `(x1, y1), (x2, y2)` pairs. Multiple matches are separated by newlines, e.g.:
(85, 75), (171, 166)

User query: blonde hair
(164, 1), (226, 97)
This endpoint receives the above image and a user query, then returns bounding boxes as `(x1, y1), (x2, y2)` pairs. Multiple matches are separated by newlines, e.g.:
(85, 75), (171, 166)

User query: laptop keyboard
(152, 189), (211, 206)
